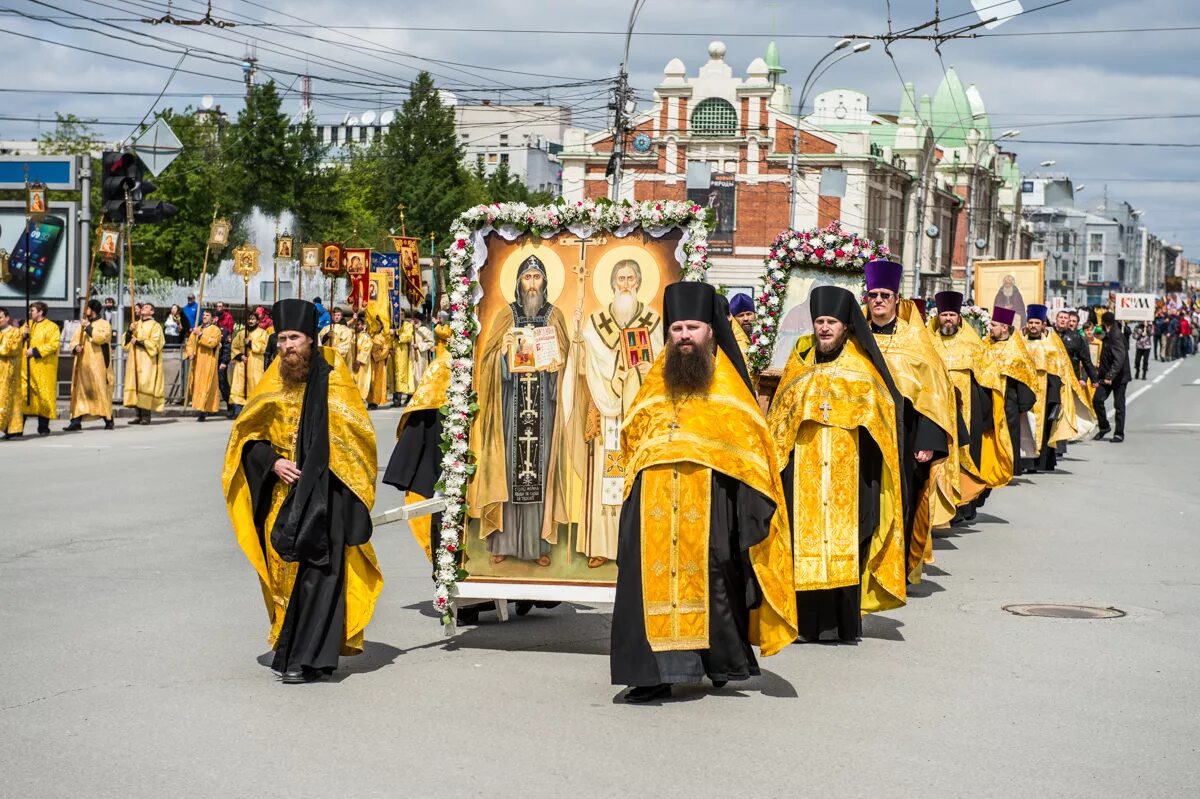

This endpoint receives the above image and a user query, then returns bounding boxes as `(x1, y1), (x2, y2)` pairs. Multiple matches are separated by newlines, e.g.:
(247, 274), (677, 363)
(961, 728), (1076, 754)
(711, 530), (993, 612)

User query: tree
(372, 72), (472, 240)
(224, 81), (295, 217)
(288, 115), (343, 242)
(38, 113), (103, 156)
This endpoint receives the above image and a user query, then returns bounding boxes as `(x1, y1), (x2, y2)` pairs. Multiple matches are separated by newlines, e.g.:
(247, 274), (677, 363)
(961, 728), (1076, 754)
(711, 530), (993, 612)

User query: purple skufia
(935, 291), (963, 314)
(864, 259), (902, 293)
(991, 305), (1016, 326)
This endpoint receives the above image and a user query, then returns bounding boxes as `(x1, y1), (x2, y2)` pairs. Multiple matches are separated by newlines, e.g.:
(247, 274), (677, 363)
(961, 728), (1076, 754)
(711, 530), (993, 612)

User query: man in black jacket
(1055, 309), (1097, 384)
(1093, 314), (1132, 443)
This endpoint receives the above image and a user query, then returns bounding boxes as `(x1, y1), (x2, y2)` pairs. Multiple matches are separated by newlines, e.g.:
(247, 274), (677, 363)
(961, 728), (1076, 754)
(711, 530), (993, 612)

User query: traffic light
(99, 150), (178, 225)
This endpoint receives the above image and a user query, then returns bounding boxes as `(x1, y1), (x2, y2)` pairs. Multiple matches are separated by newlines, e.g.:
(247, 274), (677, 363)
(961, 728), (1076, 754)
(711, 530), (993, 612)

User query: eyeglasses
(865, 291), (895, 300)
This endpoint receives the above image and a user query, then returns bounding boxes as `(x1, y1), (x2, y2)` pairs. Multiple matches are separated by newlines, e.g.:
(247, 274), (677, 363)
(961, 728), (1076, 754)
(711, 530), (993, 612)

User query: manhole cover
(1003, 604), (1126, 619)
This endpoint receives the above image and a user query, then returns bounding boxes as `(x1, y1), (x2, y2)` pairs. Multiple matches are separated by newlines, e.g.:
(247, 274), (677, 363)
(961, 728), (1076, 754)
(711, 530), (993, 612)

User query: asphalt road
(3, 356), (1199, 798)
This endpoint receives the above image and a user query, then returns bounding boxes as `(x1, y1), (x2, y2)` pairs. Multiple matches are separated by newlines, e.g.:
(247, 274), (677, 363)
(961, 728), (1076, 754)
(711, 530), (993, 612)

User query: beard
(816, 333), (847, 354)
(663, 337), (716, 399)
(612, 289), (638, 327)
(522, 287), (546, 318)
(279, 343), (312, 386)
(1026, 328), (1043, 340)
(940, 321), (960, 336)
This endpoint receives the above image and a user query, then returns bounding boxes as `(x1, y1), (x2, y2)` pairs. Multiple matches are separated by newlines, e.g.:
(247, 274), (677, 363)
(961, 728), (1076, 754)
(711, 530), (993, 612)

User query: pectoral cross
(560, 233), (607, 323)
(519, 372), (538, 420)
(518, 427), (538, 480)
(667, 420), (681, 441)
(819, 399), (832, 423)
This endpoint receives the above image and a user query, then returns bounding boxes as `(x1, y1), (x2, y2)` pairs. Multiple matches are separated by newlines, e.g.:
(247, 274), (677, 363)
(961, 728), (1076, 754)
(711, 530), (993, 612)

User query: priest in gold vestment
(366, 312), (391, 409)
(20, 301), (61, 436)
(982, 306), (1039, 477)
(928, 292), (1012, 525)
(766, 286), (906, 642)
(123, 303), (165, 425)
(863, 261), (955, 581)
(222, 299), (381, 684)
(65, 299), (114, 431)
(611, 282), (796, 703)
(318, 308), (354, 366)
(349, 314), (372, 402)
(0, 307), (25, 439)
(230, 313), (270, 413)
(391, 314), (415, 407)
(186, 309), (224, 421)
(1023, 304), (1097, 467)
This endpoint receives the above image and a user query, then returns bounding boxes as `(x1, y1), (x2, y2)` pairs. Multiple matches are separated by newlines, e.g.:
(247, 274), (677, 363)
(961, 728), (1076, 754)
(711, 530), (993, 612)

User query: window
(359, 126), (368, 143)
(1089, 232), (1103, 255)
(499, 134), (508, 145)
(461, 133), (469, 141)
(690, 97), (738, 137)
(1088, 259), (1103, 282)
(316, 126), (325, 142)
(487, 153), (498, 164)
(500, 153), (509, 165)
(329, 127), (338, 145)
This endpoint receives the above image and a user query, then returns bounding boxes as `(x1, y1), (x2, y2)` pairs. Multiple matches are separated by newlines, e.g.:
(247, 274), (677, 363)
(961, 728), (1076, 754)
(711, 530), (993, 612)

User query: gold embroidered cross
(819, 399), (832, 423)
(667, 420), (680, 441)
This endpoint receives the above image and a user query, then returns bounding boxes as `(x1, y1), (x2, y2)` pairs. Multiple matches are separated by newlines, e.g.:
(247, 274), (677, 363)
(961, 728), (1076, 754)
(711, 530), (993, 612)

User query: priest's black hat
(663, 281), (752, 390)
(271, 298), (319, 340)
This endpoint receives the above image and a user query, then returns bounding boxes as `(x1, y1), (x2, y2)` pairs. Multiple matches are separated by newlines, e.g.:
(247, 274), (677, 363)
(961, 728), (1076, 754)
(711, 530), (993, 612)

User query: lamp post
(788, 40), (871, 226)
(609, 0), (648, 202)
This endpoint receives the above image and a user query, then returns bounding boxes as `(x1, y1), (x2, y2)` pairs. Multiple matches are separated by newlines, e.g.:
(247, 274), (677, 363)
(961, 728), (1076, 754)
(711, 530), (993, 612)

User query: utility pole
(608, 0), (646, 202)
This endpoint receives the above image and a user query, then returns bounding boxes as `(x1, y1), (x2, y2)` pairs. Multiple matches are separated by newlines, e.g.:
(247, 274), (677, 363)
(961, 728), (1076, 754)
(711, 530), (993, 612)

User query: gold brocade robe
(221, 347), (382, 654)
(123, 319), (165, 412)
(621, 350), (798, 656)
(0, 326), (24, 434)
(368, 330), (391, 406)
(351, 331), (372, 400)
(318, 323), (354, 365)
(69, 319), (113, 420)
(22, 318), (61, 419)
(766, 338), (906, 615)
(873, 315), (958, 573)
(231, 327), (270, 406)
(1036, 331), (1097, 443)
(392, 321), (415, 395)
(982, 333), (1043, 455)
(186, 324), (223, 414)
(731, 319), (750, 365)
(927, 320), (1013, 491)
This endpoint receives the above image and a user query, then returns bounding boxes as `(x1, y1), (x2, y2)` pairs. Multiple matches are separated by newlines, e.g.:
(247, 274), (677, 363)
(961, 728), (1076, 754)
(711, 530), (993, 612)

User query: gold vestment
(392, 321), (415, 395)
(0, 326), (24, 434)
(69, 319), (113, 420)
(22, 318), (61, 419)
(351, 331), (372, 400)
(186, 324), (223, 414)
(368, 327), (391, 406)
(123, 319), (165, 412)
(982, 333), (1042, 454)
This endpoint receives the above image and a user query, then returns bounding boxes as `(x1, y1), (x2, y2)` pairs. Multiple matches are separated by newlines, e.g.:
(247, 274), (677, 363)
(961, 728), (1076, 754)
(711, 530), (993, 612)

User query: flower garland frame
(961, 305), (991, 337)
(745, 221), (887, 373)
(432, 198), (712, 624)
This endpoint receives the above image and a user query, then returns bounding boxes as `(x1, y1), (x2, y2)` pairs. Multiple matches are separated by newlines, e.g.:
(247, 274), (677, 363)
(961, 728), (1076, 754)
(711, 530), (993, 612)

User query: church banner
(462, 228), (683, 590)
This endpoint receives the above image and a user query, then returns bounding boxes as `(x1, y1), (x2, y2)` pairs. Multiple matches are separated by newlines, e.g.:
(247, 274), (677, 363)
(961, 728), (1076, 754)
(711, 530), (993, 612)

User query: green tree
(224, 81), (295, 217)
(288, 116), (343, 242)
(38, 113), (103, 156)
(372, 72), (471, 240)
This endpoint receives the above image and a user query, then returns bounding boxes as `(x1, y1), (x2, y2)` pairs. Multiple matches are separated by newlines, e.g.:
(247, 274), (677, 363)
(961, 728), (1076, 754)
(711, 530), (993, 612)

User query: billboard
(0, 201), (78, 309)
(687, 173), (735, 255)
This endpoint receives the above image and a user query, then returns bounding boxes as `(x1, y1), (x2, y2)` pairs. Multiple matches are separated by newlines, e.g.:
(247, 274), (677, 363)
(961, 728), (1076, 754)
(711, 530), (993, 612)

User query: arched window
(690, 97), (737, 137)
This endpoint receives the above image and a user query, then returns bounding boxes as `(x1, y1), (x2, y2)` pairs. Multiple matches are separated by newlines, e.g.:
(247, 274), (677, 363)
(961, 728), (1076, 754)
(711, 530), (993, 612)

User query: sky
(2, 0), (1197, 253)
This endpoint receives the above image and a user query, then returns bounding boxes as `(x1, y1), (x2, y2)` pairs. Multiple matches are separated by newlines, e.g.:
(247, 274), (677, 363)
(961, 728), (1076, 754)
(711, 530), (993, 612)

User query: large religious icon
(300, 244), (320, 270)
(974, 258), (1044, 329)
(389, 234), (425, 307)
(320, 242), (344, 275)
(768, 269), (865, 370)
(275, 234), (294, 260)
(462, 230), (682, 587)
(209, 218), (232, 247)
(97, 228), (120, 258)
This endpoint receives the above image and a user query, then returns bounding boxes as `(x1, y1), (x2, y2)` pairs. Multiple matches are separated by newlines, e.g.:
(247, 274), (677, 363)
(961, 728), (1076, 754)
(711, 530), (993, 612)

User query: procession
(3, 1), (1199, 795)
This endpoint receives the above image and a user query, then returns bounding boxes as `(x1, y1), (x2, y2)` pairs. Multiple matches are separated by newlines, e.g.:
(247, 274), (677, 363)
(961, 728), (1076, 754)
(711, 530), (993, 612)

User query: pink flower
(455, 239), (466, 250)
(814, 247), (825, 258)
(834, 248), (845, 258)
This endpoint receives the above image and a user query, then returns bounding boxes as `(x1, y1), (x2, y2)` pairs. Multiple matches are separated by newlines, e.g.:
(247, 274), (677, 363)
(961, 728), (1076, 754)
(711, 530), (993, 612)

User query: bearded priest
(863, 260), (956, 582)
(929, 292), (1012, 523)
(1019, 304), (1066, 473)
(222, 299), (382, 684)
(983, 306), (1040, 477)
(766, 286), (906, 642)
(611, 281), (796, 703)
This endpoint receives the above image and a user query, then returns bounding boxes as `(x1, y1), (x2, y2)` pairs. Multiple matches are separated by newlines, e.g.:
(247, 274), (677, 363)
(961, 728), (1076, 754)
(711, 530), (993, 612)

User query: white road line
(1129, 360), (1186, 406)
(1153, 375), (1164, 384)
(1127, 384), (1153, 404)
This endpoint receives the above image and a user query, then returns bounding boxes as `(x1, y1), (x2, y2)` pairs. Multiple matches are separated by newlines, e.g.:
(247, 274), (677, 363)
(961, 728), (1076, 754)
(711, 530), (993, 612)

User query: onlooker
(1153, 312), (1165, 361)
(1179, 313), (1192, 357)
(1133, 322), (1152, 380)
(312, 296), (331, 330)
(103, 297), (117, 327)
(163, 304), (185, 345)
(182, 294), (198, 329)
(213, 302), (235, 337)
(1093, 315), (1131, 443)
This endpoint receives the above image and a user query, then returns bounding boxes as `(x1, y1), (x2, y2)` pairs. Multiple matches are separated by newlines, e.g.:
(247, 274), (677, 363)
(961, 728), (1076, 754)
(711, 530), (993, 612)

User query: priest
(391, 311), (416, 407)
(21, 301), (61, 436)
(728, 292), (755, 363)
(766, 285), (906, 642)
(318, 307), (354, 366)
(64, 299), (114, 432)
(366, 311), (391, 410)
(1020, 304), (1065, 472)
(222, 298), (382, 684)
(863, 260), (955, 581)
(0, 307), (25, 439)
(123, 302), (165, 425)
(982, 306), (1039, 476)
(611, 281), (796, 703)
(229, 312), (270, 415)
(186, 309), (224, 422)
(349, 312), (372, 402)
(928, 293), (1012, 523)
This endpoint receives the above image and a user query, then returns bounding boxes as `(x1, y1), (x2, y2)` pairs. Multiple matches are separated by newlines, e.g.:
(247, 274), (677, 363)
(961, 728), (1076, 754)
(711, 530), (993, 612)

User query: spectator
(214, 301), (235, 337)
(163, 304), (185, 345)
(1133, 322), (1152, 380)
(1093, 314), (1131, 443)
(103, 297), (117, 327)
(182, 294), (198, 328)
(312, 296), (331, 329)
(1180, 312), (1193, 357)
(1153, 312), (1166, 360)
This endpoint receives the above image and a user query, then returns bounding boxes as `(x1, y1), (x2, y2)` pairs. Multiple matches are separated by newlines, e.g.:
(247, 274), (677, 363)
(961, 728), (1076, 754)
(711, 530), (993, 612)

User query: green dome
(931, 66), (972, 147)
(765, 41), (785, 75)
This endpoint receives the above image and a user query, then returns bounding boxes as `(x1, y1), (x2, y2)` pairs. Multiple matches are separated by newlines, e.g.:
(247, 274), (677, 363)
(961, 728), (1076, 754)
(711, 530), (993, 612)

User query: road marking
(1153, 375), (1164, 384)
(1129, 360), (1185, 406)
(1127, 384), (1152, 404)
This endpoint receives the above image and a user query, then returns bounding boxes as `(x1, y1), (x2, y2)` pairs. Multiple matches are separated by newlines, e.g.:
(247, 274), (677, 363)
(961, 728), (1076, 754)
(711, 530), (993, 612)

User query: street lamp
(1040, 160), (1056, 167)
(788, 40), (872, 224)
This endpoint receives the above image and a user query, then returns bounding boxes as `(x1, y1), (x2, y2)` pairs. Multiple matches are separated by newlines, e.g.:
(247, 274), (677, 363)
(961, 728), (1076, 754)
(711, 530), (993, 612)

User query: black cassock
(1003, 377), (1037, 476)
(964, 375), (995, 470)
(1033, 373), (1063, 471)
(782, 435), (884, 642)
(383, 409), (445, 564)
(610, 471), (774, 687)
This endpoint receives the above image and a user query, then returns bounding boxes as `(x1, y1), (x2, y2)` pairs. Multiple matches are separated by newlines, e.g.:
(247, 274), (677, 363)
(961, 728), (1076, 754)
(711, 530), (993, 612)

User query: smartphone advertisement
(0, 203), (75, 304)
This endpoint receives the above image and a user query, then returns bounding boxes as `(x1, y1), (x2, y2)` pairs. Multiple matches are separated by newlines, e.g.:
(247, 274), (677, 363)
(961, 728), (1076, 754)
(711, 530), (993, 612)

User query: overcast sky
(3, 0), (1197, 253)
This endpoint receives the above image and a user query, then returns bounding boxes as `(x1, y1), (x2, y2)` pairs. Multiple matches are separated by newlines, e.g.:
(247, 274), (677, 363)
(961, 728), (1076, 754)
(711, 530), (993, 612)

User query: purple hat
(934, 291), (963, 315)
(864, 259), (903, 294)
(992, 306), (1016, 326)
(728, 293), (754, 316)
(1026, 303), (1048, 323)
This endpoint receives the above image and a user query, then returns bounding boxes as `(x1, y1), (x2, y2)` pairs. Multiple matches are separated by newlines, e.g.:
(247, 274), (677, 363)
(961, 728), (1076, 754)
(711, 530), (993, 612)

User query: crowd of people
(205, 256), (1148, 696)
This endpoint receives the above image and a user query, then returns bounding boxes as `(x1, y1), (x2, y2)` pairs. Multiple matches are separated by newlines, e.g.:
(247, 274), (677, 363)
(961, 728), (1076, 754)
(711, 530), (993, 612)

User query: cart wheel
(514, 600), (533, 617)
(457, 605), (481, 625)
